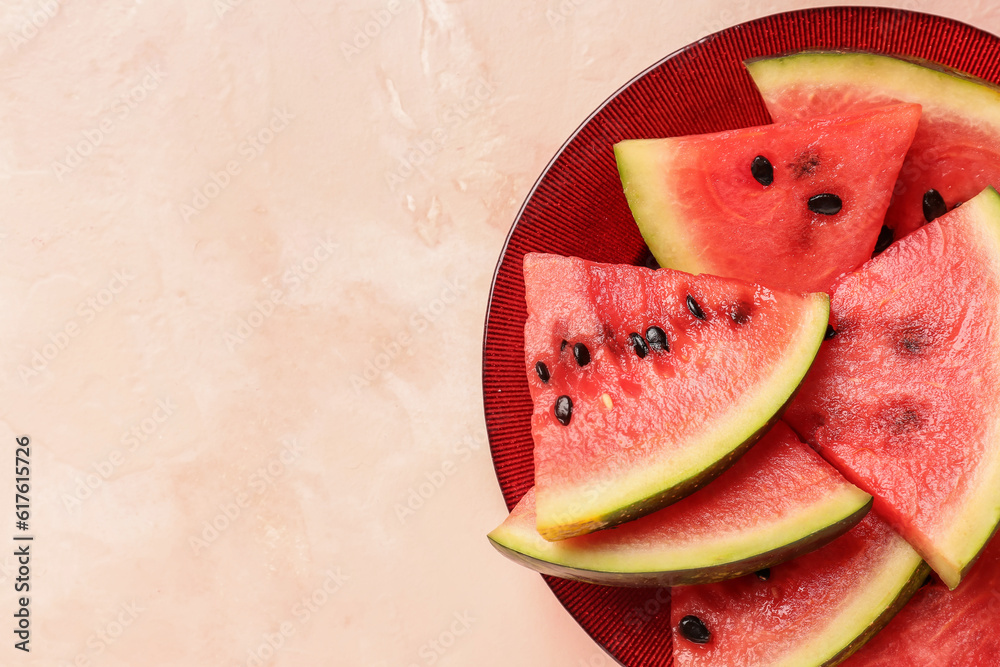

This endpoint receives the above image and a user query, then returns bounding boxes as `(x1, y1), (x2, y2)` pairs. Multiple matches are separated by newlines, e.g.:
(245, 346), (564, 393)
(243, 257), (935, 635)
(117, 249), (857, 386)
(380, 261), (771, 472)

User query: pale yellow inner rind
(490, 485), (870, 575)
(535, 293), (831, 534)
(746, 51), (1000, 129)
(929, 187), (1000, 589)
(615, 139), (703, 273)
(771, 533), (925, 667)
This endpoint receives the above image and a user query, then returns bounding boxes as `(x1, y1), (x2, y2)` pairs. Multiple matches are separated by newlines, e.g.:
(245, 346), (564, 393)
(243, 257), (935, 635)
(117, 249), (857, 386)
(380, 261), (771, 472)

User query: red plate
(481, 7), (1000, 666)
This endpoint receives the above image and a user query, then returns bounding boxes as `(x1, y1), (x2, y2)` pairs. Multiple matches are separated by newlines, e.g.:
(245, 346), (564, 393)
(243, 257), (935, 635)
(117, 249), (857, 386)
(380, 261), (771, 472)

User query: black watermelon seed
(560, 339), (568, 352)
(554, 396), (572, 425)
(750, 155), (773, 186)
(755, 568), (771, 581)
(535, 361), (550, 383)
(873, 225), (894, 256)
(629, 333), (649, 358)
(573, 343), (591, 367)
(686, 294), (706, 320)
(645, 326), (668, 352)
(807, 193), (842, 215)
(923, 189), (947, 222)
(678, 615), (711, 644)
(825, 324), (837, 340)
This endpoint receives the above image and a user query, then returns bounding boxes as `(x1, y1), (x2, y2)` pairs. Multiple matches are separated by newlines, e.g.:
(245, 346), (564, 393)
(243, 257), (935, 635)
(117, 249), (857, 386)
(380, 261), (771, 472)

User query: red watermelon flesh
(488, 422), (872, 587)
(746, 52), (1000, 239)
(844, 533), (1000, 666)
(671, 511), (928, 667)
(523, 253), (830, 540)
(615, 104), (920, 293)
(783, 186), (1000, 590)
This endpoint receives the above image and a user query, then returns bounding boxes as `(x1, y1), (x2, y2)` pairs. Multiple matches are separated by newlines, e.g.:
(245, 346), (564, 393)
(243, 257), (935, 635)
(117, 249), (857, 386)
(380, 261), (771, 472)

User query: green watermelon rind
(576, 367), (814, 530)
(670, 513), (930, 667)
(745, 51), (1000, 590)
(614, 139), (701, 277)
(488, 492), (873, 588)
(789, 187), (1000, 591)
(823, 561), (933, 666)
(744, 51), (1000, 240)
(930, 186), (1000, 588)
(532, 278), (831, 541)
(744, 51), (1000, 127)
(700, 530), (926, 667)
(612, 105), (919, 294)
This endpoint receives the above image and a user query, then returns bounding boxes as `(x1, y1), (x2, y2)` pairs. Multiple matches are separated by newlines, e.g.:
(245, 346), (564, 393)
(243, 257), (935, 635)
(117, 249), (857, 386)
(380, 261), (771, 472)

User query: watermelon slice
(844, 533), (1000, 666)
(784, 186), (1000, 589)
(523, 253), (829, 540)
(488, 422), (871, 586)
(671, 511), (929, 667)
(614, 104), (920, 293)
(746, 51), (1000, 239)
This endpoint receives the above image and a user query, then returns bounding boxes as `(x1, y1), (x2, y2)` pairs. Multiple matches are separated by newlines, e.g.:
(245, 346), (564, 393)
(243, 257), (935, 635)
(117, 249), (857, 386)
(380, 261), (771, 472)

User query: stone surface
(0, 1), (993, 665)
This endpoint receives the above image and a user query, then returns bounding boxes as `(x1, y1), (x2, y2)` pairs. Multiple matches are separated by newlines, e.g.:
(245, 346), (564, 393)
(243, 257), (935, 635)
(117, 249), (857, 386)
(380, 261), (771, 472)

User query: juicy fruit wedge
(672, 512), (929, 667)
(746, 51), (1000, 239)
(784, 187), (1000, 589)
(614, 104), (919, 293)
(844, 533), (1000, 666)
(523, 253), (830, 540)
(488, 422), (872, 586)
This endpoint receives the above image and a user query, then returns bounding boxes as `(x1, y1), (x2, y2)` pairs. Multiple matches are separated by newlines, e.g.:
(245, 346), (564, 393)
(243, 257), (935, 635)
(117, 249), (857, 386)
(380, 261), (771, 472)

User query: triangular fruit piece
(746, 51), (1000, 239)
(614, 104), (920, 293)
(784, 186), (1000, 589)
(844, 533), (1000, 666)
(671, 511), (929, 667)
(523, 253), (829, 540)
(488, 422), (872, 586)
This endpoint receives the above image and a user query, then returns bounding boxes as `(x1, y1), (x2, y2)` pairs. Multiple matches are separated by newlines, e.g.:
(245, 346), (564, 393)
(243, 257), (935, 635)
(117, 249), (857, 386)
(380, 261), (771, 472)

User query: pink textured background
(2, 1), (999, 665)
